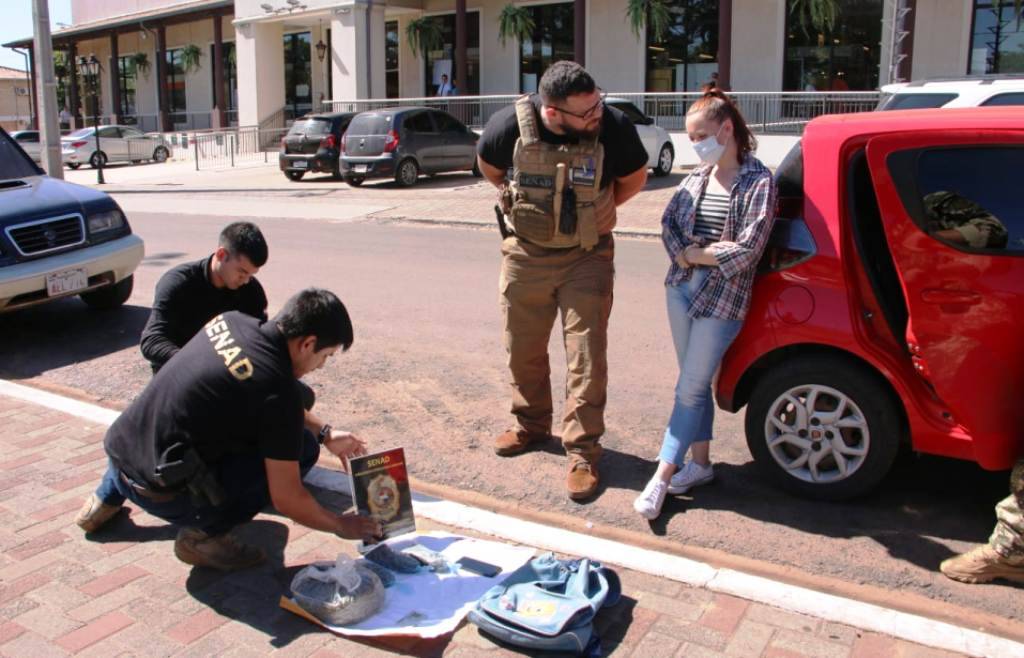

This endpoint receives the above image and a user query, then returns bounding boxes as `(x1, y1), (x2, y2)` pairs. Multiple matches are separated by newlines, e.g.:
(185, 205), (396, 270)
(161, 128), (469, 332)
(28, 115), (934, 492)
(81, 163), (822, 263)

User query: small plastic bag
(291, 554), (385, 626)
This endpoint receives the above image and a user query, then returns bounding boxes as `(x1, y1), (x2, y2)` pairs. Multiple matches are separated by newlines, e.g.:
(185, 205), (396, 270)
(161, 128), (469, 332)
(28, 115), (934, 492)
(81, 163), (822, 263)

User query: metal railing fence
(323, 91), (882, 134)
(181, 126), (290, 170)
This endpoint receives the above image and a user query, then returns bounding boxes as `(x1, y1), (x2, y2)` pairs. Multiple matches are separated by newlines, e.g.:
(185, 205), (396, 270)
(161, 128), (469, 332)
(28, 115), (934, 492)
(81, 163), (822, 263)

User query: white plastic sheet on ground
(280, 532), (535, 638)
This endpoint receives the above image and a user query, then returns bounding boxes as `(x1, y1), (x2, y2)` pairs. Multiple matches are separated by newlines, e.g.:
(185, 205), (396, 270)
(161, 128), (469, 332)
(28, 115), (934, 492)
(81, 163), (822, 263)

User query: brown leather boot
(494, 429), (552, 456)
(566, 448), (602, 500)
(940, 545), (1024, 584)
(174, 527), (266, 571)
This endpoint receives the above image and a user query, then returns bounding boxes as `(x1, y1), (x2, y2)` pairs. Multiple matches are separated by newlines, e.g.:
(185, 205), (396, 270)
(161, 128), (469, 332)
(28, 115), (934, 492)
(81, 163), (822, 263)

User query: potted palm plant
(131, 52), (150, 78)
(180, 44), (203, 73)
(405, 17), (444, 60)
(626, 0), (670, 43)
(788, 0), (840, 38)
(497, 4), (535, 47)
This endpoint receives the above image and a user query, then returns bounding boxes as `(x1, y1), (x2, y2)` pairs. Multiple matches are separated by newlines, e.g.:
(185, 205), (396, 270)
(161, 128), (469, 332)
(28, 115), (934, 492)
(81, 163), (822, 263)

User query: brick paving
(0, 391), (969, 658)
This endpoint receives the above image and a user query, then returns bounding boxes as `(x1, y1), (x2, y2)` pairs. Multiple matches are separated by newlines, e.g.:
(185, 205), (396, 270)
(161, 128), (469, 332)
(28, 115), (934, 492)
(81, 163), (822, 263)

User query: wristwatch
(317, 423), (333, 445)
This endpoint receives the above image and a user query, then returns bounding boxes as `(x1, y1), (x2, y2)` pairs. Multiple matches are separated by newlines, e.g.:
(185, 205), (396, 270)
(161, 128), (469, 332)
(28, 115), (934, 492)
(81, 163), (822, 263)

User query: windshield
(0, 130), (42, 179)
(877, 93), (958, 111)
(347, 113), (392, 135)
(287, 118), (332, 136)
(66, 127), (95, 138)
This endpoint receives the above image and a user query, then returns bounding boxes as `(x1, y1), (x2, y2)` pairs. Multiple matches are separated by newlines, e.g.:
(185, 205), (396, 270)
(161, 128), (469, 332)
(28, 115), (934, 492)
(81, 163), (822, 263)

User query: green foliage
(180, 44), (203, 73)
(789, 0), (840, 38)
(626, 0), (671, 43)
(406, 17), (444, 60)
(497, 4), (535, 47)
(131, 52), (150, 78)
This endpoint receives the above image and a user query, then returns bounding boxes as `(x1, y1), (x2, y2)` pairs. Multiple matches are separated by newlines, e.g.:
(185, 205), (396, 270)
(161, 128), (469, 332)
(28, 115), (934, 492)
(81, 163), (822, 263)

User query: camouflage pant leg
(989, 459), (1024, 558)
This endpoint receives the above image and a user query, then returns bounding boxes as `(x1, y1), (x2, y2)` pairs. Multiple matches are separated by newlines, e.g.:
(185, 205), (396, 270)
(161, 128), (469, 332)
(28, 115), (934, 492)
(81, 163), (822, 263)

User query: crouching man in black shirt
(75, 288), (381, 571)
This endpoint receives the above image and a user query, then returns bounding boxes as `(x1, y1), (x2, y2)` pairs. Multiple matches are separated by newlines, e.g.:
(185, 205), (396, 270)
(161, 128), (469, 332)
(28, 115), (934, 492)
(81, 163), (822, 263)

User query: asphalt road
(1, 211), (1019, 625)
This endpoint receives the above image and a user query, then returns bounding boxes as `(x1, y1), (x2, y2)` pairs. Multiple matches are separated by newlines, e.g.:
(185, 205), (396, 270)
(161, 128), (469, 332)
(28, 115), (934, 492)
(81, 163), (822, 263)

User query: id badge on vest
(571, 156), (597, 187)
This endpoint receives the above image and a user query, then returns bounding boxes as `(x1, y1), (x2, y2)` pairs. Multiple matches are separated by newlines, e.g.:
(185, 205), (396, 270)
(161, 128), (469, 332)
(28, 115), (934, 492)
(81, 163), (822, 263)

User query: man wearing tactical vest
(477, 61), (649, 500)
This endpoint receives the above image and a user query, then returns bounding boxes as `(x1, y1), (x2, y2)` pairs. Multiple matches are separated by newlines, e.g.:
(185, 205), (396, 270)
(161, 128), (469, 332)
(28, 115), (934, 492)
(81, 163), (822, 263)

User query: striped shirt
(661, 156), (777, 320)
(693, 191), (730, 241)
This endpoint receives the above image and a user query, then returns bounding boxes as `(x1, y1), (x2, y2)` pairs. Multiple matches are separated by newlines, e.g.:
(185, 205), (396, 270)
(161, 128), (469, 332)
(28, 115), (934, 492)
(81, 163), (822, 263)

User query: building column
(28, 46), (39, 129)
(574, 0), (585, 66)
(213, 14), (227, 128)
(109, 32), (122, 123)
(236, 20), (284, 127)
(330, 1), (386, 100)
(455, 0), (467, 93)
(718, 0), (732, 89)
(68, 43), (80, 127)
(155, 24), (169, 131)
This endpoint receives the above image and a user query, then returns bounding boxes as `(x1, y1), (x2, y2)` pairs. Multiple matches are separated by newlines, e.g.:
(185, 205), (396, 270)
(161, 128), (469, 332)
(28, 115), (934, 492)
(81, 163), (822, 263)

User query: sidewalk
(0, 390), (971, 657)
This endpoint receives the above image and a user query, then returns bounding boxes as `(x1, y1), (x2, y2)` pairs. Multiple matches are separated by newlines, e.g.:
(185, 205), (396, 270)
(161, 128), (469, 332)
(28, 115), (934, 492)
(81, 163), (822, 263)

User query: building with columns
(4, 1), (1021, 132)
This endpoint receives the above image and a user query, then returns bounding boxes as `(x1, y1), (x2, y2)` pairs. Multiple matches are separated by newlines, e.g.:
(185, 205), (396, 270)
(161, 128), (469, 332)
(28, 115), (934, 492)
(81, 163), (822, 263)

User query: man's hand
(336, 513), (383, 542)
(324, 431), (368, 472)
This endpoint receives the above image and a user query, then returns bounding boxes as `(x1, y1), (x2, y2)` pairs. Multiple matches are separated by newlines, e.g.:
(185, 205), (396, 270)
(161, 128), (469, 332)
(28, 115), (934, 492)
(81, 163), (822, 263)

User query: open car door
(865, 130), (1024, 469)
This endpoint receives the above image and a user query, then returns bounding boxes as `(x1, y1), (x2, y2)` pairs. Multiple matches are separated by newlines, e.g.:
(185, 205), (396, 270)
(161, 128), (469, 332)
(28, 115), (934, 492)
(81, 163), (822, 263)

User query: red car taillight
(320, 133), (337, 150)
(383, 129), (399, 153)
(70, 140), (87, 148)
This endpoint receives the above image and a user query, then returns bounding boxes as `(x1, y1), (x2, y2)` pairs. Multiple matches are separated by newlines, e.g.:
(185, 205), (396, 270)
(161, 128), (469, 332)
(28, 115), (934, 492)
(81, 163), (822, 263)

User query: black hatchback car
(339, 107), (480, 187)
(279, 112), (357, 181)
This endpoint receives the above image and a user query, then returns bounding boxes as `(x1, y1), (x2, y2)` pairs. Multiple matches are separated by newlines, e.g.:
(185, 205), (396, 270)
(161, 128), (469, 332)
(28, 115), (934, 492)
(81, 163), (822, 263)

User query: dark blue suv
(0, 127), (144, 313)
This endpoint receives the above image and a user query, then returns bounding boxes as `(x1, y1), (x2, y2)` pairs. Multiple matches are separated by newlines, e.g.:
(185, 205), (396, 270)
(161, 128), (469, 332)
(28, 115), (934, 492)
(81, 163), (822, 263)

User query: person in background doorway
(436, 74), (455, 97)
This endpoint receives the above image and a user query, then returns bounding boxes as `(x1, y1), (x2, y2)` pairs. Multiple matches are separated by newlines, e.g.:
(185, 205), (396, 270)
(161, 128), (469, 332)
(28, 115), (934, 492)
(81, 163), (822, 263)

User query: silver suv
(878, 76), (1024, 110)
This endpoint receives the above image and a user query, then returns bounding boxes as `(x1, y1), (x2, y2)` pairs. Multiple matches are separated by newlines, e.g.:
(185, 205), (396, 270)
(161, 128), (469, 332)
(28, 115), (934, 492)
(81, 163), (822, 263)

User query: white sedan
(62, 125), (170, 169)
(11, 130), (42, 162)
(606, 98), (675, 177)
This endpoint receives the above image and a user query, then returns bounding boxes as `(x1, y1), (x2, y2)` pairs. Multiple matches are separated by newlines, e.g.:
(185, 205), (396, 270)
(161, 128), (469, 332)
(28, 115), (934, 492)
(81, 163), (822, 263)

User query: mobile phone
(456, 556), (502, 577)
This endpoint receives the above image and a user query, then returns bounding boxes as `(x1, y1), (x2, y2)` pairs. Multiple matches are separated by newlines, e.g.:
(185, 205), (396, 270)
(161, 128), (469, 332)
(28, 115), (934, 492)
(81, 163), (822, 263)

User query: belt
(119, 471), (178, 502)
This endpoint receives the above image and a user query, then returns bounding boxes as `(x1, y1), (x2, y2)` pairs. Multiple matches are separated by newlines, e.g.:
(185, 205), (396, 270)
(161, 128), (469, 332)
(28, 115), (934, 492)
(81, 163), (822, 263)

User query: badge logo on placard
(571, 157), (596, 186)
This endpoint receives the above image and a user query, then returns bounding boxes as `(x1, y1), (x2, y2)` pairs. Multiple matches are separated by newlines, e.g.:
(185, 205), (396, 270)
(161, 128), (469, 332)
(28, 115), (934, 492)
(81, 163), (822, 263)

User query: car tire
(744, 355), (901, 501)
(395, 159), (419, 187)
(89, 151), (107, 169)
(331, 165), (344, 181)
(346, 177), (365, 187)
(471, 160), (482, 178)
(152, 146), (169, 163)
(285, 170), (305, 181)
(80, 275), (133, 310)
(654, 143), (674, 177)
(67, 163), (81, 170)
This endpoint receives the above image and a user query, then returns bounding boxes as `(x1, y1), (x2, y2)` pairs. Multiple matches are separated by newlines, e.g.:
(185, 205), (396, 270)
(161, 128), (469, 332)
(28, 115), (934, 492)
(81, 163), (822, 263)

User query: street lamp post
(78, 54), (104, 184)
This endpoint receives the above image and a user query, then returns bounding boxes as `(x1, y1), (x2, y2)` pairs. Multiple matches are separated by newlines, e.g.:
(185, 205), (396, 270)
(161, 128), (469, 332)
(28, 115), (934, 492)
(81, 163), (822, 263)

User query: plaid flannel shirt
(661, 156), (776, 320)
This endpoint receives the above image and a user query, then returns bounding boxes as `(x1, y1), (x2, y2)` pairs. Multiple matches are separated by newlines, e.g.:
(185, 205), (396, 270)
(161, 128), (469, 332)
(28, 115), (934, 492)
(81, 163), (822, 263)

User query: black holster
(153, 442), (227, 508)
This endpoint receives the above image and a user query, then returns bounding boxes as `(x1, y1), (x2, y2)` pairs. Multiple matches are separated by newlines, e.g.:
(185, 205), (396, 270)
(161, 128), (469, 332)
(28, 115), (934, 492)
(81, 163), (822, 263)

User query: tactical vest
(506, 96), (615, 250)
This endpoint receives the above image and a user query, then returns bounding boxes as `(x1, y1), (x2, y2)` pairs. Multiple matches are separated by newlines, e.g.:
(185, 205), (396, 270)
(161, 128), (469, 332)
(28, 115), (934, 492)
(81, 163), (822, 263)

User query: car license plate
(294, 160), (307, 169)
(354, 164), (368, 173)
(46, 268), (88, 297)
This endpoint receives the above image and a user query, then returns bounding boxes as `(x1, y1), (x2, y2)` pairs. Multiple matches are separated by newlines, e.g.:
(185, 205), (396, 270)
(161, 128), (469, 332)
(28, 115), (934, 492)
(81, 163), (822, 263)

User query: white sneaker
(633, 478), (668, 520)
(668, 461), (714, 495)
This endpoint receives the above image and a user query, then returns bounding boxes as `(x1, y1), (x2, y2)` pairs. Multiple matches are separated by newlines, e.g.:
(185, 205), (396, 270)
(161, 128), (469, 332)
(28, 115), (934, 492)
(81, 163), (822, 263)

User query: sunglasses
(551, 91), (607, 120)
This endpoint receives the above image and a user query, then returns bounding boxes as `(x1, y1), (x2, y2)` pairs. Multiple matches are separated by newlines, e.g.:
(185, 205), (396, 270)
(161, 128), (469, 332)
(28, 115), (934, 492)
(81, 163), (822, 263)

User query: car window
(288, 118), (332, 135)
(15, 132), (40, 143)
(403, 112), (435, 134)
(609, 101), (647, 125)
(980, 92), (1024, 107)
(0, 130), (40, 179)
(121, 127), (144, 138)
(889, 146), (1024, 254)
(878, 93), (958, 110)
(347, 113), (392, 135)
(431, 111), (464, 133)
(98, 127), (121, 138)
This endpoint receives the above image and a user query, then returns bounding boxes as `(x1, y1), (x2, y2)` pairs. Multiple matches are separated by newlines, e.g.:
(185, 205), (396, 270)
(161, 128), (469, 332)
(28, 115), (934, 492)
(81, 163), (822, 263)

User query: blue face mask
(693, 124), (727, 165)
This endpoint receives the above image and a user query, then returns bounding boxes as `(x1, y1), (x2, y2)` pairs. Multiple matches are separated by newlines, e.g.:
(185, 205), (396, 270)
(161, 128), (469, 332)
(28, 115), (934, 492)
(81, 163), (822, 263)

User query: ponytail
(687, 89), (757, 166)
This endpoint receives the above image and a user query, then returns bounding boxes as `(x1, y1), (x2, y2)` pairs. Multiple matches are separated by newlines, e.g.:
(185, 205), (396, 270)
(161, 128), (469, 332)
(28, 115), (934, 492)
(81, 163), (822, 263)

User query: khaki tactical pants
(499, 234), (614, 460)
(990, 459), (1024, 558)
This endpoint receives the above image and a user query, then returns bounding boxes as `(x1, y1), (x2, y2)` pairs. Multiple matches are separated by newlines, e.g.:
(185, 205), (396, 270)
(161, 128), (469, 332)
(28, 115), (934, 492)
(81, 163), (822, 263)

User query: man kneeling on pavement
(75, 288), (382, 570)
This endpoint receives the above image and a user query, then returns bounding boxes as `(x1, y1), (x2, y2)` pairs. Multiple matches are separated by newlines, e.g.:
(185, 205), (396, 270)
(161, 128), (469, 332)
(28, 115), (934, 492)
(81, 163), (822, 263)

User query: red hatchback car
(718, 108), (1024, 500)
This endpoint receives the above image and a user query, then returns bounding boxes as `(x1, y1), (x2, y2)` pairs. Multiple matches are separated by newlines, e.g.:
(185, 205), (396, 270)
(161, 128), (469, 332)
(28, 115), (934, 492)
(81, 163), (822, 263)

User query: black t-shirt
(108, 312), (304, 489)
(140, 256), (268, 371)
(476, 95), (648, 189)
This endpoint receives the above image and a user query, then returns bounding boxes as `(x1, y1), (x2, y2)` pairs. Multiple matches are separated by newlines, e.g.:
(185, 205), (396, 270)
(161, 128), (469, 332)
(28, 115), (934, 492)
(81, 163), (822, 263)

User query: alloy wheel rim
(763, 384), (870, 484)
(659, 147), (672, 171)
(401, 162), (416, 185)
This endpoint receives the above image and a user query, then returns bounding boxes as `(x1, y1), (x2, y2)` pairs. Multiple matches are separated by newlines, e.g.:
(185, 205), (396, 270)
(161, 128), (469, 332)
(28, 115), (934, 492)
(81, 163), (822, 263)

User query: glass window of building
(783, 0), (882, 91)
(284, 31), (312, 118)
(118, 55), (137, 120)
(165, 48), (187, 117)
(209, 42), (237, 111)
(520, 2), (574, 93)
(970, 2), (1024, 74)
(386, 21), (400, 98)
(645, 0), (719, 92)
(422, 12), (481, 96)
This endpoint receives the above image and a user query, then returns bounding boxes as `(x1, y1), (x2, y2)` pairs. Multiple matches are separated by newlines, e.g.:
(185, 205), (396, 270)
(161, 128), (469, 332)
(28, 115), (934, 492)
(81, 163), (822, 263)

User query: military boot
(174, 527), (265, 571)
(493, 429), (552, 456)
(74, 493), (122, 533)
(940, 545), (1024, 584)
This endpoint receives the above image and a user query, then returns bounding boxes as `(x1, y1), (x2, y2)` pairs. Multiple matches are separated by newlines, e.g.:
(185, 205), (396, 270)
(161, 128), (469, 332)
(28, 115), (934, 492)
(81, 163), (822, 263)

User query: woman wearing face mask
(633, 89), (776, 520)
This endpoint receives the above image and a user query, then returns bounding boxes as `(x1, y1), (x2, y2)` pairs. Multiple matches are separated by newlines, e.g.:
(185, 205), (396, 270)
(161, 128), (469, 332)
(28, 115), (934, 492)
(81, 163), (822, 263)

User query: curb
(2, 377), (1020, 658)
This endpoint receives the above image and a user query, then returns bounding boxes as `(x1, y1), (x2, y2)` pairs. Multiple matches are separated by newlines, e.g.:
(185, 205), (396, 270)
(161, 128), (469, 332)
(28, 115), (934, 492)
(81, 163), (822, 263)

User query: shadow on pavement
(644, 171), (687, 191)
(0, 299), (149, 379)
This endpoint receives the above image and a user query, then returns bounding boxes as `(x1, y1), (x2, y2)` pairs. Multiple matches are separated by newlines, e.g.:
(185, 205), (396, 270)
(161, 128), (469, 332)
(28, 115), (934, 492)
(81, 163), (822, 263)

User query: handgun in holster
(153, 442), (227, 508)
(494, 184), (513, 239)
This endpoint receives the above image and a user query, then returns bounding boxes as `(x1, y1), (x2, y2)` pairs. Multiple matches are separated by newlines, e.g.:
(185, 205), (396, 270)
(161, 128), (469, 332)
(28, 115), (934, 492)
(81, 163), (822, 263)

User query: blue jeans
(94, 431), (320, 536)
(658, 269), (743, 467)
